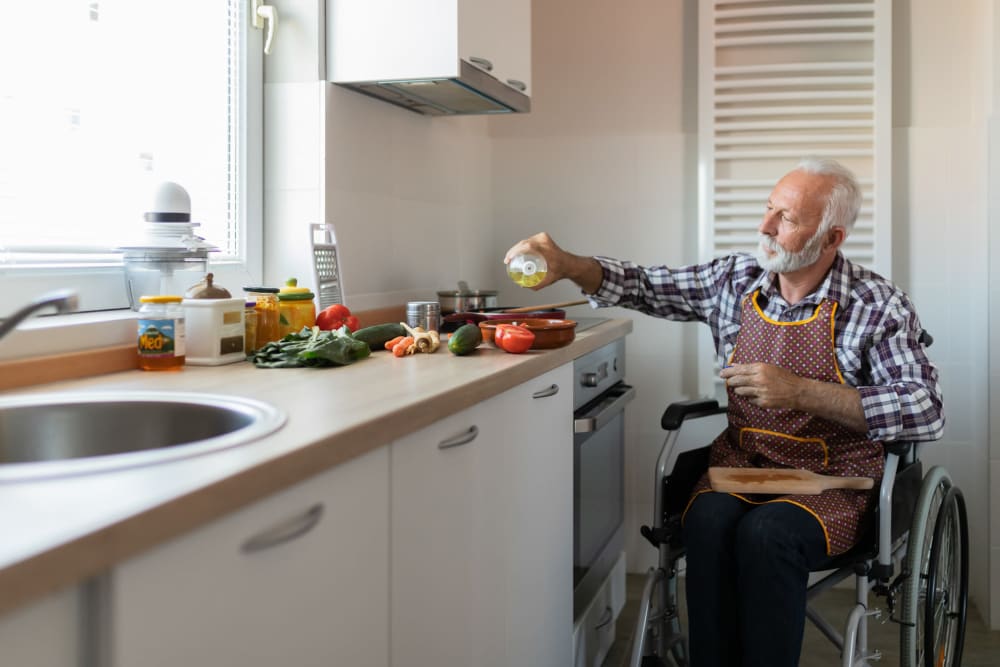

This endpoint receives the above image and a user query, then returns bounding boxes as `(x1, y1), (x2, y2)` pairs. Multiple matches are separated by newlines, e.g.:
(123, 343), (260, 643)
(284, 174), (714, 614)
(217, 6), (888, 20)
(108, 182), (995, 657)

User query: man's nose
(759, 210), (778, 235)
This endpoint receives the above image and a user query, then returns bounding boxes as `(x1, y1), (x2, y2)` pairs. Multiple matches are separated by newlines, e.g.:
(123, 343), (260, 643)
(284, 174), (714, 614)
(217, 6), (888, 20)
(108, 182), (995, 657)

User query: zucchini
(353, 323), (408, 351)
(448, 323), (483, 356)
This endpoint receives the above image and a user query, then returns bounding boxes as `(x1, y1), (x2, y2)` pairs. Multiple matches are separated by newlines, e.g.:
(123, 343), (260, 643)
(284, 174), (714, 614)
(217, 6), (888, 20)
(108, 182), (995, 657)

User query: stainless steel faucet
(0, 290), (79, 341)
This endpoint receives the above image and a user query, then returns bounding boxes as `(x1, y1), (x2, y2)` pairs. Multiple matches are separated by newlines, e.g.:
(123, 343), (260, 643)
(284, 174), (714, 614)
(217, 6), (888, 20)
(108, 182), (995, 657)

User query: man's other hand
(720, 362), (805, 410)
(720, 362), (870, 434)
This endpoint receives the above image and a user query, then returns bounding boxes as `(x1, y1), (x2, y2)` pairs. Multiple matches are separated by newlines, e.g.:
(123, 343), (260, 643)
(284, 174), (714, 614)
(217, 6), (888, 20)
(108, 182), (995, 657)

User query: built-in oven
(571, 333), (634, 666)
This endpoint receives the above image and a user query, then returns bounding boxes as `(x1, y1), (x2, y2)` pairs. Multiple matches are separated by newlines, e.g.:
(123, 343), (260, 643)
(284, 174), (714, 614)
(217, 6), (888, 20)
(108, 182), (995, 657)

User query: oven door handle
(574, 384), (635, 434)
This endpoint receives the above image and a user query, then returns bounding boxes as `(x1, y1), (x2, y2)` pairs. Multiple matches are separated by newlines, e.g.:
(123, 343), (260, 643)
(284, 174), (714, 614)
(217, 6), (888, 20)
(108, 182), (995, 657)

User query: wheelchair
(629, 399), (970, 667)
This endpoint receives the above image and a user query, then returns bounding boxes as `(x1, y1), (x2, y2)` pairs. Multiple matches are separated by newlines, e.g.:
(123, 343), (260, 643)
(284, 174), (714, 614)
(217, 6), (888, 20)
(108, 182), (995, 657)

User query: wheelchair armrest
(884, 441), (913, 457)
(660, 399), (725, 431)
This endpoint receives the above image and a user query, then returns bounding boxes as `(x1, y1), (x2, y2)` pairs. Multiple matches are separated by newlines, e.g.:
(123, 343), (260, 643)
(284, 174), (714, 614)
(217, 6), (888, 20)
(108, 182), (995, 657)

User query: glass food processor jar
(118, 182), (218, 310)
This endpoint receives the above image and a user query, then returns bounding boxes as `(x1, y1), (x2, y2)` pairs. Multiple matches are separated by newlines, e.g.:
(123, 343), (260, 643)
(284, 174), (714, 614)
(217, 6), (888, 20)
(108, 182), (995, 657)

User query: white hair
(792, 157), (863, 237)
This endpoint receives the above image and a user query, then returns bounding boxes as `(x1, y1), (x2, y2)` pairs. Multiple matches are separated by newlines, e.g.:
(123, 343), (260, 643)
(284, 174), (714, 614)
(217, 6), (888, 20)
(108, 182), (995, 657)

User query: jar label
(138, 318), (186, 357)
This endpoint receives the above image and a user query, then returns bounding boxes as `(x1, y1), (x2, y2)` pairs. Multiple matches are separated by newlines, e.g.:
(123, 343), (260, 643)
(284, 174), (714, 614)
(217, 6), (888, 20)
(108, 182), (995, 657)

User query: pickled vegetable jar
(277, 278), (316, 337)
(244, 287), (281, 350)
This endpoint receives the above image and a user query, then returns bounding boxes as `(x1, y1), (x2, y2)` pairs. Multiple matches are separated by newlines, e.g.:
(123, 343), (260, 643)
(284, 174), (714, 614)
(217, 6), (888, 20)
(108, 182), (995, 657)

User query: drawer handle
(532, 383), (559, 399)
(506, 78), (527, 91)
(438, 425), (479, 449)
(469, 56), (493, 71)
(594, 605), (614, 630)
(240, 503), (324, 554)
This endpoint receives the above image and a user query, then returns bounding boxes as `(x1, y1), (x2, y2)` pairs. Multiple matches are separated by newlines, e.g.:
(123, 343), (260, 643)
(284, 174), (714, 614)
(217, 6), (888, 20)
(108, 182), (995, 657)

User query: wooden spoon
(708, 467), (874, 496)
(503, 299), (589, 313)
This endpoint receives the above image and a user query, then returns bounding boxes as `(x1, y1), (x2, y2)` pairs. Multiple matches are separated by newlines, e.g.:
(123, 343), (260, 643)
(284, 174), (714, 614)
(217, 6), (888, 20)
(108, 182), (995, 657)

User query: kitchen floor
(602, 574), (1000, 666)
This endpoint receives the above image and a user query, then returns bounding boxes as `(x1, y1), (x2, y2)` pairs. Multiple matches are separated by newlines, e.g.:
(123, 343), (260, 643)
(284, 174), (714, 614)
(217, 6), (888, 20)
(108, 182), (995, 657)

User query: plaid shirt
(589, 252), (944, 443)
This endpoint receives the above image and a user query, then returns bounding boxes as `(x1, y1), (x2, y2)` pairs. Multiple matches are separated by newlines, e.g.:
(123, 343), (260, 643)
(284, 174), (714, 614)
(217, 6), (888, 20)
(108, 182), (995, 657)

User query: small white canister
(182, 273), (246, 365)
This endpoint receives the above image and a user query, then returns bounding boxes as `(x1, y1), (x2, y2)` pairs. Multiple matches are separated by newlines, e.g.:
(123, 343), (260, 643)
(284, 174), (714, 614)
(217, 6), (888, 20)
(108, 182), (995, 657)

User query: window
(0, 0), (262, 314)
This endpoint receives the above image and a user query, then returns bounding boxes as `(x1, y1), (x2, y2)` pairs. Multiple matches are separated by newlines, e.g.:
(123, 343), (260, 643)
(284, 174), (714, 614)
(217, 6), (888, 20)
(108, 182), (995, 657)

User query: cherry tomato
(495, 324), (535, 354)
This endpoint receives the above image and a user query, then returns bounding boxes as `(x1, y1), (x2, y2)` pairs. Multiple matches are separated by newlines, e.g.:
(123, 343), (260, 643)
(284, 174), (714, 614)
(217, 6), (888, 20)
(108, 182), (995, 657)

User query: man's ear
(826, 226), (847, 251)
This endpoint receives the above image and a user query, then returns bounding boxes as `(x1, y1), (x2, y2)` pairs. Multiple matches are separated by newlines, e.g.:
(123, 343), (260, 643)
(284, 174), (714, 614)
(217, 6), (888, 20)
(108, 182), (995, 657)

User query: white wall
(262, 1), (496, 309)
(988, 0), (1000, 632)
(489, 0), (700, 574)
(891, 0), (993, 626)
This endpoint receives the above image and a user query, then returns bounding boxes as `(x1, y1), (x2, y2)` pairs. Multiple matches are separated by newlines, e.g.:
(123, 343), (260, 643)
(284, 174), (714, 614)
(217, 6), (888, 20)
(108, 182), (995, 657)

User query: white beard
(755, 230), (827, 273)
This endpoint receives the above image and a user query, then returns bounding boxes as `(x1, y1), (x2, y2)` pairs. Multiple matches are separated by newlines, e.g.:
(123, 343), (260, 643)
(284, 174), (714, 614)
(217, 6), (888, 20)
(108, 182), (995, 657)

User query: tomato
(316, 304), (354, 331)
(493, 323), (517, 347)
(494, 324), (534, 354)
(322, 304), (351, 319)
(315, 312), (343, 331)
(345, 315), (360, 332)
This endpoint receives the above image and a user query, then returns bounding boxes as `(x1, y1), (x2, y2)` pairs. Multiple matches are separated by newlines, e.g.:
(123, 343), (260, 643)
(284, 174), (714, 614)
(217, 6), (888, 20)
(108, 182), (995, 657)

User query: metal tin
(406, 301), (441, 332)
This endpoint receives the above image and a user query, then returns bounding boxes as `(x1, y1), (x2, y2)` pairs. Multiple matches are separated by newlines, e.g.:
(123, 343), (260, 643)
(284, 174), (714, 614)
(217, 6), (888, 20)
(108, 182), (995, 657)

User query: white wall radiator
(697, 0), (892, 396)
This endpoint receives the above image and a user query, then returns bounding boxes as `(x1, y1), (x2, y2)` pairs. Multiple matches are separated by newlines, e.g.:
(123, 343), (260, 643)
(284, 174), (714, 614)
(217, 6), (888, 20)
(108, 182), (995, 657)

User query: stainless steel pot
(437, 287), (498, 314)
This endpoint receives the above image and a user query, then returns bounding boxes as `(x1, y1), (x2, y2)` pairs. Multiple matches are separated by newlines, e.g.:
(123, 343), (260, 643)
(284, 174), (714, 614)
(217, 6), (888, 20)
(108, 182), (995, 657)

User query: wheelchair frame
(629, 399), (969, 667)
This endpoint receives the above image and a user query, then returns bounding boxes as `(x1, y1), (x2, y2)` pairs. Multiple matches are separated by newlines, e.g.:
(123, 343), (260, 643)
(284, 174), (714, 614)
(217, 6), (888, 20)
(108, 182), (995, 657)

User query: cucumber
(353, 323), (408, 350)
(448, 323), (483, 356)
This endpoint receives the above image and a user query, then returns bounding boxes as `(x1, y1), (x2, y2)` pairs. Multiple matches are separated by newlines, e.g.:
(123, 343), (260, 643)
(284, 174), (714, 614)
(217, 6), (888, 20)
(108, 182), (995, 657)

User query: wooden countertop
(0, 318), (631, 616)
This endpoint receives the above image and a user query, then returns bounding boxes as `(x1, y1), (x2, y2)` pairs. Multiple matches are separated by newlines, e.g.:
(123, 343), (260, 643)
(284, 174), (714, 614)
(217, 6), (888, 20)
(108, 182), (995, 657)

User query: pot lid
(437, 280), (497, 298)
(437, 289), (498, 297)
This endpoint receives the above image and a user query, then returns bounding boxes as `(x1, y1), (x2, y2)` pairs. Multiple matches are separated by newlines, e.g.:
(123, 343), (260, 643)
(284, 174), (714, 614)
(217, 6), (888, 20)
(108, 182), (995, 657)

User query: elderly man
(504, 157), (944, 667)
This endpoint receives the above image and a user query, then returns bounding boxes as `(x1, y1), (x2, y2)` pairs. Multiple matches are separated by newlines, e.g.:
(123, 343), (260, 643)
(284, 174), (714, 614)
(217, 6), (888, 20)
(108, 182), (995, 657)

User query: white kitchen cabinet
(458, 0), (532, 94)
(0, 585), (80, 667)
(327, 0), (531, 95)
(390, 364), (572, 666)
(108, 446), (389, 667)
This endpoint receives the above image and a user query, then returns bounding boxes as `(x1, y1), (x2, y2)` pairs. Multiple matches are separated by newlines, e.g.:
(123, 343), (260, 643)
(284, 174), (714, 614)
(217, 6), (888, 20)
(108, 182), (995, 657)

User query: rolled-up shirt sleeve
(588, 255), (752, 324)
(856, 300), (944, 443)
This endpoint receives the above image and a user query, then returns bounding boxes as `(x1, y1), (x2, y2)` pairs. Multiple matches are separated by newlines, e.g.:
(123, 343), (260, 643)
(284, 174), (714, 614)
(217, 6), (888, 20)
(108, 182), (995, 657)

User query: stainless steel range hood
(335, 59), (530, 116)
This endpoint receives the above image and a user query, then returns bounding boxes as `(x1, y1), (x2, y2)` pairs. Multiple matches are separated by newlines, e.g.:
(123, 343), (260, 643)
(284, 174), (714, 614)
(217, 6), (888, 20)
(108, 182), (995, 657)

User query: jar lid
(278, 291), (315, 301)
(139, 295), (183, 304)
(278, 277), (314, 300)
(185, 273), (232, 299)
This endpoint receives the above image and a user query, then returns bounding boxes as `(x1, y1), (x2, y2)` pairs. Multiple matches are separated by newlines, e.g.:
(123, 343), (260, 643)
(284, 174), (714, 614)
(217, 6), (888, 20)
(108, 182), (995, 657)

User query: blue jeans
(681, 492), (830, 667)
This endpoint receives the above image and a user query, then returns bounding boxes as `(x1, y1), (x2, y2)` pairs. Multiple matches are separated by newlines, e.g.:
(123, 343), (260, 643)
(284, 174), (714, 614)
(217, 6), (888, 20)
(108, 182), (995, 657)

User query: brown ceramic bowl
(478, 318), (577, 350)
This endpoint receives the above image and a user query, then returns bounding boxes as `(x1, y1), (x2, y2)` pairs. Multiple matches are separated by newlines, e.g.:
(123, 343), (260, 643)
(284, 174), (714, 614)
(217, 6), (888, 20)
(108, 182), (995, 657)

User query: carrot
(392, 336), (415, 357)
(384, 335), (406, 351)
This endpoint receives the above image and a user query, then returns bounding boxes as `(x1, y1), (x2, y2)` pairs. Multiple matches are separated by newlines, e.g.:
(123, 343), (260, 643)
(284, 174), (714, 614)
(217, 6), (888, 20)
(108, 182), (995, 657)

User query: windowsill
(0, 309), (138, 362)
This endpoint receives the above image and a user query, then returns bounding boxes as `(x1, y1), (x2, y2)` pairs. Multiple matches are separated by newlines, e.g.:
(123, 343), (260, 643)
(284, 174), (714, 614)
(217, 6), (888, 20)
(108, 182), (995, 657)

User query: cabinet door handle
(506, 78), (527, 91)
(594, 605), (614, 630)
(532, 383), (559, 399)
(438, 425), (479, 449)
(469, 56), (493, 71)
(240, 503), (324, 554)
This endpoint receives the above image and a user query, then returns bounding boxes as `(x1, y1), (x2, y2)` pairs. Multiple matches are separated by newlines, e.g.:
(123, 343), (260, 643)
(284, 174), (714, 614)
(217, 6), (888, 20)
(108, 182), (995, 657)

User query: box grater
(310, 223), (345, 310)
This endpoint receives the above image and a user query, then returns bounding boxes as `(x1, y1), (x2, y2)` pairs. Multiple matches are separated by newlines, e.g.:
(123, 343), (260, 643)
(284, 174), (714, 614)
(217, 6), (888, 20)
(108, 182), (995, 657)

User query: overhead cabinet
(327, 0), (531, 115)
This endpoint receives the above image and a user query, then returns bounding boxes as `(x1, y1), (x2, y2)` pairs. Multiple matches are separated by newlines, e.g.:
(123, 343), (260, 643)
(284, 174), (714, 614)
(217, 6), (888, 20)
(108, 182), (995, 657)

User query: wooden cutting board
(708, 467), (874, 495)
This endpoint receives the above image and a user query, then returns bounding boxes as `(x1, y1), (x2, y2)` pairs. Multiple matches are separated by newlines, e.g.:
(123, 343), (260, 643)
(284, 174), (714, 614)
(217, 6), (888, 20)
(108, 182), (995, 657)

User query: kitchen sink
(0, 391), (286, 482)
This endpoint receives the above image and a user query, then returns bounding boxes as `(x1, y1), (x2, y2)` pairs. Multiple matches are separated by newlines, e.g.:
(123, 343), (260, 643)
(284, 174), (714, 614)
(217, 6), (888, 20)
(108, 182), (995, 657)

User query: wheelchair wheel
(899, 467), (969, 667)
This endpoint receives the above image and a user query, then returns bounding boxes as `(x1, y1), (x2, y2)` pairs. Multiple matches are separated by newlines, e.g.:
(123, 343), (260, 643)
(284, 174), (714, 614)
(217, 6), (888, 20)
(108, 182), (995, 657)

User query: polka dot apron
(687, 290), (884, 556)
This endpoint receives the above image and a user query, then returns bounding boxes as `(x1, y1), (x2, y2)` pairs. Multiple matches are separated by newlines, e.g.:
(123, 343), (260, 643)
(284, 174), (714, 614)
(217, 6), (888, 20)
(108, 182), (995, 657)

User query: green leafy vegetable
(250, 326), (371, 368)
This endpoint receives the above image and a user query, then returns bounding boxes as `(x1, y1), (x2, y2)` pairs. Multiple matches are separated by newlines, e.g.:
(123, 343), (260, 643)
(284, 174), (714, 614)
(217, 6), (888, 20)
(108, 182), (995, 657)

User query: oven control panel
(572, 337), (626, 411)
